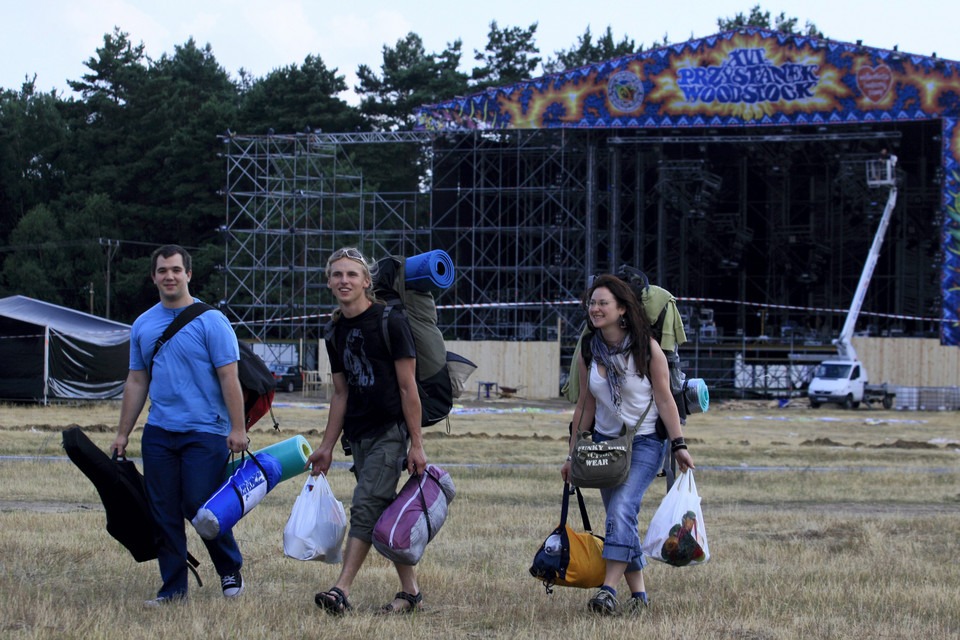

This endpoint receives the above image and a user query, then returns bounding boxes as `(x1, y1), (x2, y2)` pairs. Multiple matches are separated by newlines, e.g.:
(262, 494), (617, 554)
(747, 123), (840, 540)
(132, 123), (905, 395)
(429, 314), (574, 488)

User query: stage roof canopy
(416, 27), (960, 345)
(416, 27), (959, 132)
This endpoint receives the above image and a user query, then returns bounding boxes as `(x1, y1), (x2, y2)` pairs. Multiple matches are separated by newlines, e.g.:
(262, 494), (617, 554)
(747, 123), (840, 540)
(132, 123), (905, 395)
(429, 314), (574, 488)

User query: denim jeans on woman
(594, 431), (667, 572)
(141, 424), (243, 599)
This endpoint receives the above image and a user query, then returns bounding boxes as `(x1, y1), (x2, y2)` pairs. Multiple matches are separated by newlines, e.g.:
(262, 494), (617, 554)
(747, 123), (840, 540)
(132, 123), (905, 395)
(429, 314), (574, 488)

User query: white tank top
(588, 353), (660, 438)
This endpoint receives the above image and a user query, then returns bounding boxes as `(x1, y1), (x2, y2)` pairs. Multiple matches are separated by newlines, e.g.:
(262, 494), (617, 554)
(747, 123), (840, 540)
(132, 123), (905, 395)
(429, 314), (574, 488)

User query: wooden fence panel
(445, 341), (560, 400)
(853, 337), (960, 386)
(309, 340), (561, 400)
(304, 337), (956, 403)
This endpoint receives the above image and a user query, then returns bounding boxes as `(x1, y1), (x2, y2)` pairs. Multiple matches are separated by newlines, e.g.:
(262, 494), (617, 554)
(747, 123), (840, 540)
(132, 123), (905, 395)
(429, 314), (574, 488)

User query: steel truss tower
(220, 132), (430, 343)
(431, 130), (591, 342)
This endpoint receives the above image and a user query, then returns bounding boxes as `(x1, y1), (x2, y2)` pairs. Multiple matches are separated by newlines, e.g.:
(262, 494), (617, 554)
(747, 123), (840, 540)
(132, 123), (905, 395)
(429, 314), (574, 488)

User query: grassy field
(0, 396), (958, 639)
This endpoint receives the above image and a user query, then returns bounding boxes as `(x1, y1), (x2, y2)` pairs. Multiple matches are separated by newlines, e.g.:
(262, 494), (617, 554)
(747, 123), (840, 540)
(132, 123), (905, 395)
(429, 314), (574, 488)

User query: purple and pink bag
(372, 464), (456, 565)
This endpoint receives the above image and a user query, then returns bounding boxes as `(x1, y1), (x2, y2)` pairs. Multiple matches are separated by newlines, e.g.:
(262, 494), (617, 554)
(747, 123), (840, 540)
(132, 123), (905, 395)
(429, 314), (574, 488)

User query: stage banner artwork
(416, 28), (960, 346)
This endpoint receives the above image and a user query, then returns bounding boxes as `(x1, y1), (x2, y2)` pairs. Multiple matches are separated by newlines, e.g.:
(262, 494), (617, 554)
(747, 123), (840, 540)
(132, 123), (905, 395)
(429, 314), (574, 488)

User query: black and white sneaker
(627, 593), (650, 614)
(221, 571), (244, 598)
(143, 595), (184, 608)
(588, 589), (620, 615)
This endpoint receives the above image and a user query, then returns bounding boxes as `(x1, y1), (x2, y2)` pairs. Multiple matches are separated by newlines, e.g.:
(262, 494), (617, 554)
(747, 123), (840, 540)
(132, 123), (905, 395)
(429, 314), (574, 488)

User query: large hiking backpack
(151, 302), (278, 430)
(372, 256), (477, 427)
(61, 426), (202, 583)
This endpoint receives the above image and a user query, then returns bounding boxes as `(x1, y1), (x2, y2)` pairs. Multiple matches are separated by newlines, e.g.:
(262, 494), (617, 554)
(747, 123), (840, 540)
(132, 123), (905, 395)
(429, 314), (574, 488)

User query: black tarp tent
(0, 295), (131, 401)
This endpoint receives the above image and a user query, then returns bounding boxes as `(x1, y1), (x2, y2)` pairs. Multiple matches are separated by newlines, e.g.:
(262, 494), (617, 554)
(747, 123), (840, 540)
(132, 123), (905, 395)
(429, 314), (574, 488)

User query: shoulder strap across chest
(150, 302), (213, 376)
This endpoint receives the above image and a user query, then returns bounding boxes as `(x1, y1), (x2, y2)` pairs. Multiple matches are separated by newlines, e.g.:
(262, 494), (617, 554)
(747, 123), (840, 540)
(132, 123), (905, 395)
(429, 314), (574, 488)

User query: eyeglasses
(330, 248), (365, 262)
(586, 299), (615, 308)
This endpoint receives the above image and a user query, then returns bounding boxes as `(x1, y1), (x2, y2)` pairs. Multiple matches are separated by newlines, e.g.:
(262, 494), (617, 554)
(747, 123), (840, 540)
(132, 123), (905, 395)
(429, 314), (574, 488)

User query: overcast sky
(4, 0), (957, 104)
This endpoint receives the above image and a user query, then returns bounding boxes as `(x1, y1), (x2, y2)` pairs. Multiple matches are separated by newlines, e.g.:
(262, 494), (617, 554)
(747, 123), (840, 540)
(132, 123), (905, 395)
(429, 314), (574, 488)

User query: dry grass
(1, 397), (959, 639)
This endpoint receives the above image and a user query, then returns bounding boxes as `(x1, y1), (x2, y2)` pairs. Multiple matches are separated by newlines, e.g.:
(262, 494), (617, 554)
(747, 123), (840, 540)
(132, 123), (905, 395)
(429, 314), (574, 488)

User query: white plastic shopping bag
(283, 474), (347, 563)
(641, 470), (710, 566)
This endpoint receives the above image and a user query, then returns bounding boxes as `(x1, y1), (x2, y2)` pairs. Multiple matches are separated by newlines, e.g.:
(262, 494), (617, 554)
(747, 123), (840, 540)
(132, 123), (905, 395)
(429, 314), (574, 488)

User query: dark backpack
(372, 256), (477, 427)
(151, 302), (278, 430)
(61, 426), (201, 584)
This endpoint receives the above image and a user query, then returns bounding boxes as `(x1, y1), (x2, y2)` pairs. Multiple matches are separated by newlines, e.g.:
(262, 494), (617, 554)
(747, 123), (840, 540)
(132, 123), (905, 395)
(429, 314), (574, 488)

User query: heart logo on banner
(856, 65), (893, 102)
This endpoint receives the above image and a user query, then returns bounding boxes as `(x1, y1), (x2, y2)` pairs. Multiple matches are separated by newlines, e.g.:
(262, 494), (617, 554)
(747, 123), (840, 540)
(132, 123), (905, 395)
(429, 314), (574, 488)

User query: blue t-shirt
(129, 300), (239, 435)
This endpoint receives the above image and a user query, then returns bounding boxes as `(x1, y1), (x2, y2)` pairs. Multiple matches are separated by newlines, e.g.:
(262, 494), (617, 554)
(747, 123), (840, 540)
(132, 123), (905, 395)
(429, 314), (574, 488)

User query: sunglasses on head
(330, 248), (365, 262)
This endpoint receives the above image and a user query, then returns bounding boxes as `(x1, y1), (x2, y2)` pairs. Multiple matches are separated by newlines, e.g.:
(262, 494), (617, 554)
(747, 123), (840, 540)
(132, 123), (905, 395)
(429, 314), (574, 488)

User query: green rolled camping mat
(224, 435), (313, 484)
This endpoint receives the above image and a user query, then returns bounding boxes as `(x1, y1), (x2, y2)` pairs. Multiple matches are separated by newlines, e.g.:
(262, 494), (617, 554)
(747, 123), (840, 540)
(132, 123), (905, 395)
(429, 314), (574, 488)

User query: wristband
(671, 443), (688, 453)
(566, 455), (572, 462)
(671, 436), (686, 447)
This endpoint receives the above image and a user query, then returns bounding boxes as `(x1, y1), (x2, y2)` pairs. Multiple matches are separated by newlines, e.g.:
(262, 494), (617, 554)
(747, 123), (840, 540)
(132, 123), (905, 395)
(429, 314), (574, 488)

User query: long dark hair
(583, 274), (653, 379)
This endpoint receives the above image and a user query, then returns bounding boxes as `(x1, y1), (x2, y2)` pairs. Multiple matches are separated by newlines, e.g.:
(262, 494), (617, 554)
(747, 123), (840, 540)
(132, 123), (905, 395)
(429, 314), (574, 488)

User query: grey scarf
(590, 332), (632, 416)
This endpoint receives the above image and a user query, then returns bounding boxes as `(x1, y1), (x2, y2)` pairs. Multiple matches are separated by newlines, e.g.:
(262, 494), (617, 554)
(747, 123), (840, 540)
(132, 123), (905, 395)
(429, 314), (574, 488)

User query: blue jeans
(595, 432), (666, 573)
(141, 425), (243, 598)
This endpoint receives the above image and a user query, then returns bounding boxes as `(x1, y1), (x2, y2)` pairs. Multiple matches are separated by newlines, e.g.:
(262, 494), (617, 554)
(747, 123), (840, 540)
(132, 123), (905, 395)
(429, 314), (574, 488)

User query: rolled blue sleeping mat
(405, 250), (454, 291)
(683, 378), (710, 414)
(193, 452), (283, 539)
(223, 435), (313, 485)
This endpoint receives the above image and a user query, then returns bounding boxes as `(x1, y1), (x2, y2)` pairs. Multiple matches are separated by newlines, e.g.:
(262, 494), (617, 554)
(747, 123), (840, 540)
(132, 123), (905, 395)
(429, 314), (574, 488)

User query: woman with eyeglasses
(560, 274), (694, 616)
(306, 246), (428, 615)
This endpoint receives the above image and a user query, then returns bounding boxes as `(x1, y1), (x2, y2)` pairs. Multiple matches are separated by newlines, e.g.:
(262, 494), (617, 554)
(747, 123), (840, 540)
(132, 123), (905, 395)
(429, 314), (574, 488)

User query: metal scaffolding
(219, 132), (430, 342)
(220, 124), (942, 355)
(430, 130), (592, 341)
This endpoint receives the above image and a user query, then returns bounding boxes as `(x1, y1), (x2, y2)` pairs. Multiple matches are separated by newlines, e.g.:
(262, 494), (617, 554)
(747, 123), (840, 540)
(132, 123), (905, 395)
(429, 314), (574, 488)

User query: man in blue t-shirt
(307, 247), (427, 615)
(111, 245), (248, 607)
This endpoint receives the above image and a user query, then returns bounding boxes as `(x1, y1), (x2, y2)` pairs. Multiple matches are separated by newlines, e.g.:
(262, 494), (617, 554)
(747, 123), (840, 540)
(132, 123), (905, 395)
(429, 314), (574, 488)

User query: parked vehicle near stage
(807, 360), (895, 409)
(270, 364), (303, 393)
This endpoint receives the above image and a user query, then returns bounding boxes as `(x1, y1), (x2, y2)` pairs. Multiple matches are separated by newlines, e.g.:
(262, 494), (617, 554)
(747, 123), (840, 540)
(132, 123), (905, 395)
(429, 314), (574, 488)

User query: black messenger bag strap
(149, 302), (213, 377)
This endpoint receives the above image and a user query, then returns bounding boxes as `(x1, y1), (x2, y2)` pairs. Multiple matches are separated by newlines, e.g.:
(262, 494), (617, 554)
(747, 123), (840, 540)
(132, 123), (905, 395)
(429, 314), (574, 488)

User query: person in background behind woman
(561, 274), (695, 616)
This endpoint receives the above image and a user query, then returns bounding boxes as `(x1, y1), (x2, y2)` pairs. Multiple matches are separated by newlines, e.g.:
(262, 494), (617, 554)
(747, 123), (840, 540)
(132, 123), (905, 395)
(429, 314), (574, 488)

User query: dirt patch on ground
(800, 437), (846, 446)
(872, 439), (941, 449)
(0, 423), (114, 433)
(719, 501), (960, 517)
(800, 437), (948, 449)
(422, 431), (563, 440)
(0, 500), (102, 513)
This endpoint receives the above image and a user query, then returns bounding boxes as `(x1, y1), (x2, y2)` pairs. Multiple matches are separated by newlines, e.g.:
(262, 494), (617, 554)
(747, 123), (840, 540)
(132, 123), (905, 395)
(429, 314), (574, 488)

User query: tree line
(0, 7), (819, 323)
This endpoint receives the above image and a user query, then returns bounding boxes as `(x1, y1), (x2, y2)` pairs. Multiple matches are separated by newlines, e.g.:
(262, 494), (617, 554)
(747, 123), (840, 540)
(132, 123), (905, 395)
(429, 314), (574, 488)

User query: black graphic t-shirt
(325, 303), (417, 440)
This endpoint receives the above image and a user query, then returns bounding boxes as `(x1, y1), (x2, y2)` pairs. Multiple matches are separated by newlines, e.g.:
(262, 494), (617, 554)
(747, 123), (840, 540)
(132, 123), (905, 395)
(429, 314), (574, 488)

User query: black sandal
(377, 591), (423, 614)
(315, 587), (352, 615)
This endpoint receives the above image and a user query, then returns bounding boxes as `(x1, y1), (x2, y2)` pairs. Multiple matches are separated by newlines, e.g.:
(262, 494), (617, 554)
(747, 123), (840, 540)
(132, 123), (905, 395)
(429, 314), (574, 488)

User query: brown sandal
(377, 591), (423, 614)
